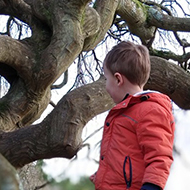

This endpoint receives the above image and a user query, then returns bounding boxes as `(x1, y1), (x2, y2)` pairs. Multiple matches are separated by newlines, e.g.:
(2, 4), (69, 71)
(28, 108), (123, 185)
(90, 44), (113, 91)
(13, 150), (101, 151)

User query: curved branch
(83, 0), (119, 51)
(0, 76), (114, 168)
(150, 48), (190, 64)
(0, 36), (53, 131)
(0, 36), (33, 83)
(148, 7), (190, 31)
(31, 0), (90, 89)
(51, 70), (68, 89)
(0, 37), (52, 131)
(0, 80), (51, 131)
(82, 6), (101, 39)
(116, 0), (156, 43)
(0, 0), (32, 25)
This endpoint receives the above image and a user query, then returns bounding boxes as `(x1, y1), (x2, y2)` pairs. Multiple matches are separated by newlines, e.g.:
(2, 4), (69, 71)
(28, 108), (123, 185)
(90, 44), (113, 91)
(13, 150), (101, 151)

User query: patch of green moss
(131, 0), (149, 18)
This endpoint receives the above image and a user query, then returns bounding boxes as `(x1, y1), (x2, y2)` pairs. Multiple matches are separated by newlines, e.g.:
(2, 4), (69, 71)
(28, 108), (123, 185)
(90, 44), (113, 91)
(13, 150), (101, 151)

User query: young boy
(90, 41), (175, 190)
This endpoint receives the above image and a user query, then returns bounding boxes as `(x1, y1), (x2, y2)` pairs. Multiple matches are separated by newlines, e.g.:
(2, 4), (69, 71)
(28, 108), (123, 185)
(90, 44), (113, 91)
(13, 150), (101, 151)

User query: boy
(90, 41), (175, 190)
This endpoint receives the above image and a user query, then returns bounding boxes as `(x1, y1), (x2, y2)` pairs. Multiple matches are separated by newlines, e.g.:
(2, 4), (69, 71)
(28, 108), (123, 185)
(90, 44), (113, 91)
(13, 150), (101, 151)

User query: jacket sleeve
(141, 183), (161, 190)
(136, 106), (175, 189)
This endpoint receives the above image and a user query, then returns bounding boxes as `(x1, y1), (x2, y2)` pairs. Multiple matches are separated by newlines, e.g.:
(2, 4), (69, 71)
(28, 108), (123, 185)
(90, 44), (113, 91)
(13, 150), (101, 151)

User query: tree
(0, 0), (190, 187)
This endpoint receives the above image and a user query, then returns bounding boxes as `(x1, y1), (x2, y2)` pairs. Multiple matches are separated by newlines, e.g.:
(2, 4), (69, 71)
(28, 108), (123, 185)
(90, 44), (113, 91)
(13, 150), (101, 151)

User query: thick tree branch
(0, 0), (32, 25)
(148, 7), (190, 31)
(145, 56), (190, 109)
(83, 0), (119, 50)
(0, 76), (114, 167)
(82, 6), (101, 39)
(116, 0), (156, 43)
(0, 36), (33, 83)
(0, 36), (51, 131)
(0, 81), (51, 131)
(31, 0), (91, 89)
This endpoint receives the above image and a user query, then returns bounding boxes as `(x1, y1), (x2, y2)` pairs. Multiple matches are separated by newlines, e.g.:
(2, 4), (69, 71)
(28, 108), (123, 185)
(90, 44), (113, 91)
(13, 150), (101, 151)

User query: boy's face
(104, 64), (121, 104)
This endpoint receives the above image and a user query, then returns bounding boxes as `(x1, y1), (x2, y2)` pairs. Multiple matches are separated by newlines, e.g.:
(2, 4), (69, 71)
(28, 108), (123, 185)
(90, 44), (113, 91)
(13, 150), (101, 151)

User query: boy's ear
(114, 72), (124, 86)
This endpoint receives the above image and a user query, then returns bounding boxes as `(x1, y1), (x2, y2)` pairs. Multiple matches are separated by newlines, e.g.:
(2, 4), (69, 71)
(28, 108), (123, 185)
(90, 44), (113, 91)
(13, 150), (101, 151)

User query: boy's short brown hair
(104, 41), (151, 87)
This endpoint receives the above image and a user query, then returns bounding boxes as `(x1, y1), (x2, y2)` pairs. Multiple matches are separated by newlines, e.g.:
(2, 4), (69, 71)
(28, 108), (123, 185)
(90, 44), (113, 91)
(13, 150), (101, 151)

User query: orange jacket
(92, 92), (175, 190)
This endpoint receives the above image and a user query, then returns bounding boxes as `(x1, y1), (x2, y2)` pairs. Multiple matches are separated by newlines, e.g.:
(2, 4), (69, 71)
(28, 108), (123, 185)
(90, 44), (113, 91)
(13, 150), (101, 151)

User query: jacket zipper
(123, 156), (132, 189)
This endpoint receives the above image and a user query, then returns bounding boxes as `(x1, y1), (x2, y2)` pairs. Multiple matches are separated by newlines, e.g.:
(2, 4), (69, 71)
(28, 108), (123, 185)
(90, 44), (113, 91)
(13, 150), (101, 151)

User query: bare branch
(150, 48), (190, 68)
(51, 70), (68, 90)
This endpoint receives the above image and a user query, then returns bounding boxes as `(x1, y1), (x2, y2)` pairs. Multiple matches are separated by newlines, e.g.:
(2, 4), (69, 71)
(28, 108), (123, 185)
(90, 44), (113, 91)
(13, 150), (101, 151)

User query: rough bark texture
(0, 76), (114, 167)
(145, 57), (190, 109)
(0, 0), (190, 182)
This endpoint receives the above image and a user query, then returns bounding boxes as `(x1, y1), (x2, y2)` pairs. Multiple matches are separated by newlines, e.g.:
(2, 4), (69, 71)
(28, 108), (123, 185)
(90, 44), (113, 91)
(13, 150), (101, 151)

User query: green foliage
(51, 176), (94, 190)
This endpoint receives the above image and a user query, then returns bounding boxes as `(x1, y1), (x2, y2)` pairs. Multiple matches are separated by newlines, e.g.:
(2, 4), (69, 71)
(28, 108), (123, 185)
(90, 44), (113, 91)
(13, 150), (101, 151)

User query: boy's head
(103, 41), (150, 88)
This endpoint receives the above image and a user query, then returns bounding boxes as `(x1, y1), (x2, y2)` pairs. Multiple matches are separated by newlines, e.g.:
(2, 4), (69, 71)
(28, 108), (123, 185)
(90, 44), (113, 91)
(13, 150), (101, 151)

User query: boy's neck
(123, 84), (143, 96)
(120, 86), (143, 102)
(119, 76), (144, 102)
(129, 88), (143, 96)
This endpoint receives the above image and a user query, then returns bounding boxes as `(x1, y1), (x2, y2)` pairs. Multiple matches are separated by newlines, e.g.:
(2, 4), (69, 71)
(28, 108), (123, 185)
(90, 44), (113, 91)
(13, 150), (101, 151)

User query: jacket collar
(112, 93), (151, 111)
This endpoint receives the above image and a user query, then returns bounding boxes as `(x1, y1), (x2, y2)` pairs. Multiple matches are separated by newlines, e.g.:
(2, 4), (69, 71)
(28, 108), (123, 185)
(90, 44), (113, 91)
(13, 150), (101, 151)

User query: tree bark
(145, 56), (190, 109)
(148, 8), (190, 32)
(0, 76), (114, 168)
